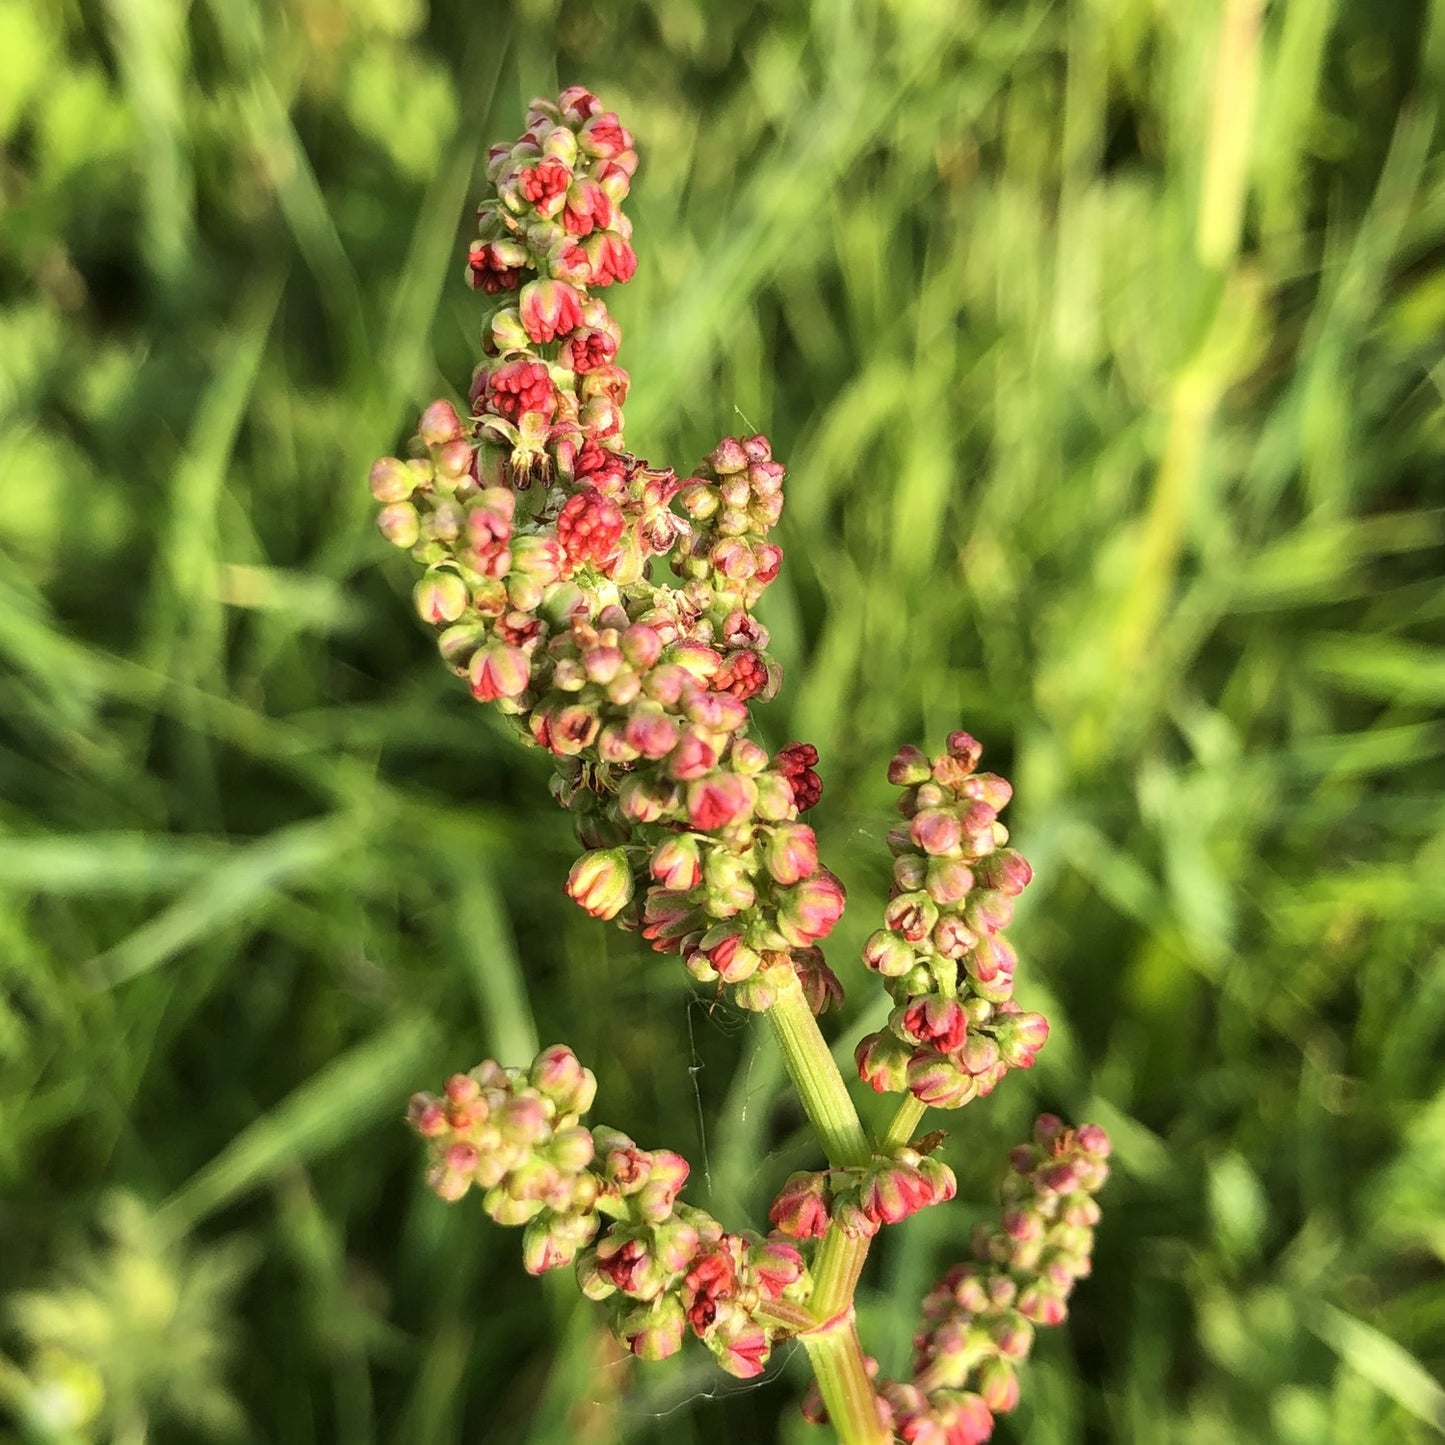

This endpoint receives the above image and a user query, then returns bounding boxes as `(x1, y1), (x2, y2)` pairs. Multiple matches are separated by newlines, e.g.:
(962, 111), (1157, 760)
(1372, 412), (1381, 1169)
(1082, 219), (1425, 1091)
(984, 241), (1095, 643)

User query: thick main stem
(800, 1314), (891, 1445)
(767, 986), (873, 1169)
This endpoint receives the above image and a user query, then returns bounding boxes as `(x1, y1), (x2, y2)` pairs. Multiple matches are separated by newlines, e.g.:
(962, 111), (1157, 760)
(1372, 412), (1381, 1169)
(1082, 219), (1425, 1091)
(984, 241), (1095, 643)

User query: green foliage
(1, 0), (1443, 1441)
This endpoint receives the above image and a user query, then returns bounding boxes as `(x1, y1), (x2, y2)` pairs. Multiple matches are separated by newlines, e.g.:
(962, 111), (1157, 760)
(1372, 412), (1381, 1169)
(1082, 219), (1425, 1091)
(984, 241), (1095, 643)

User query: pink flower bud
(369, 456), (415, 502)
(414, 570), (469, 624)
(407, 1092), (448, 1136)
(530, 1045), (596, 1115)
(856, 1029), (912, 1093)
(579, 111), (633, 158)
(562, 177), (615, 236)
(618, 773), (676, 823)
(583, 230), (637, 286)
(468, 643), (531, 701)
(861, 929), (916, 977)
(764, 822), (819, 885)
(518, 277), (584, 343)
(667, 729), (719, 781)
(618, 1295), (687, 1360)
(776, 868), (846, 947)
(994, 1011), (1049, 1068)
(884, 890), (939, 944)
(715, 1322), (771, 1379)
(1017, 1282), (1067, 1326)
(650, 834), (702, 890)
(620, 623), (663, 669)
(376, 501), (420, 548)
(565, 848), (635, 919)
(911, 807), (963, 855)
(750, 1237), (806, 1299)
(701, 929), (760, 983)
(965, 934), (1016, 984)
(978, 847), (1032, 896)
(417, 399), (464, 446)
(925, 857), (975, 906)
(769, 1171), (833, 1239)
(858, 1159), (934, 1227)
(687, 774), (757, 831)
(640, 887), (700, 945)
(906, 1053), (977, 1109)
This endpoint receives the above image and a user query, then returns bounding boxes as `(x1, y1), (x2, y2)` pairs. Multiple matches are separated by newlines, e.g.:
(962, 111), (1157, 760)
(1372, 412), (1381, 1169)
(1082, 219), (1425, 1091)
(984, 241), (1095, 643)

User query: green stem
(810, 1222), (872, 1322)
(882, 1094), (927, 1153)
(800, 1311), (890, 1445)
(767, 986), (873, 1168)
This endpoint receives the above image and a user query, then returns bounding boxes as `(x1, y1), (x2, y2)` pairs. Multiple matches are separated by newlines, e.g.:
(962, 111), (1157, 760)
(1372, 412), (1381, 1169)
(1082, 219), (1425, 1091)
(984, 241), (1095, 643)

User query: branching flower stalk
(374, 88), (1110, 1445)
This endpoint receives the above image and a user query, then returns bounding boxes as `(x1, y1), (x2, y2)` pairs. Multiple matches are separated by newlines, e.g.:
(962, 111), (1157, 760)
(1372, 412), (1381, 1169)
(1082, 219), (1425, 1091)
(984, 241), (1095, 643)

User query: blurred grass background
(2, 0), (1444, 1441)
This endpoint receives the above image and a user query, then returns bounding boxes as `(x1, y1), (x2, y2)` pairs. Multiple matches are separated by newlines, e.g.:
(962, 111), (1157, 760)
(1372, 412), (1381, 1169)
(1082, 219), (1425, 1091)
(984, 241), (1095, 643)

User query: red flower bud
(901, 996), (969, 1053)
(583, 230), (638, 287)
(888, 744), (931, 786)
(466, 240), (528, 293)
(562, 177), (615, 236)
(519, 278), (585, 343)
(561, 327), (618, 374)
(769, 1171), (832, 1239)
(484, 359), (556, 423)
(516, 158), (572, 212)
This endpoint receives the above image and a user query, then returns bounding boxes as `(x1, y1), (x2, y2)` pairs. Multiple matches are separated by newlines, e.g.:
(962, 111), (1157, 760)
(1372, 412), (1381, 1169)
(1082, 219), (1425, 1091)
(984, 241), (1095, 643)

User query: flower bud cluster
(769, 1146), (958, 1242)
(873, 1116), (1111, 1443)
(371, 91), (848, 1014)
(585, 1210), (810, 1379)
(407, 1045), (602, 1274)
(854, 733), (1048, 1108)
(409, 1046), (811, 1378)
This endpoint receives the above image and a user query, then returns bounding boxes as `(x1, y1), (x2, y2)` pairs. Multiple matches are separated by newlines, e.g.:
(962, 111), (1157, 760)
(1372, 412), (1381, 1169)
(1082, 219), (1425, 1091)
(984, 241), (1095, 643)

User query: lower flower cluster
(855, 734), (1049, 1108)
(879, 1115), (1111, 1444)
(769, 1146), (958, 1241)
(408, 1046), (810, 1378)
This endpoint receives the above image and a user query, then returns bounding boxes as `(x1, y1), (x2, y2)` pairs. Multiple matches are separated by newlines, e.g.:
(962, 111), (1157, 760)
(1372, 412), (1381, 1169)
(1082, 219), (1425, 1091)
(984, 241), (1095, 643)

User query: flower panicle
(370, 89), (841, 1016)
(882, 1116), (1111, 1442)
(408, 1044), (811, 1378)
(855, 732), (1047, 1109)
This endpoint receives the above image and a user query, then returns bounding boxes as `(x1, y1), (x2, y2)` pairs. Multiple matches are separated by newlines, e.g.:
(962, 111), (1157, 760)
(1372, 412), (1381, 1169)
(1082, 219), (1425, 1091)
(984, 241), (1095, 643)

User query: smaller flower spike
(855, 733), (1046, 1108)
(848, 1116), (1110, 1442)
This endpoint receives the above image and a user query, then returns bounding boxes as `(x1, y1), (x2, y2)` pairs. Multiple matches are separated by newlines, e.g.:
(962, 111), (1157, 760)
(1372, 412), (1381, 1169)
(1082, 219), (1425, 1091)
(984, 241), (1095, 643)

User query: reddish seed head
(557, 488), (625, 570)
(517, 158), (571, 207)
(484, 359), (556, 423)
(777, 740), (823, 810)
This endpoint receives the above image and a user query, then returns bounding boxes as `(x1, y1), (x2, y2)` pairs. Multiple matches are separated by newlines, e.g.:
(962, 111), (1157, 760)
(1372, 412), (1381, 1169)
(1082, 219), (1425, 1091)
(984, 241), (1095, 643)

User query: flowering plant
(371, 88), (1109, 1445)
